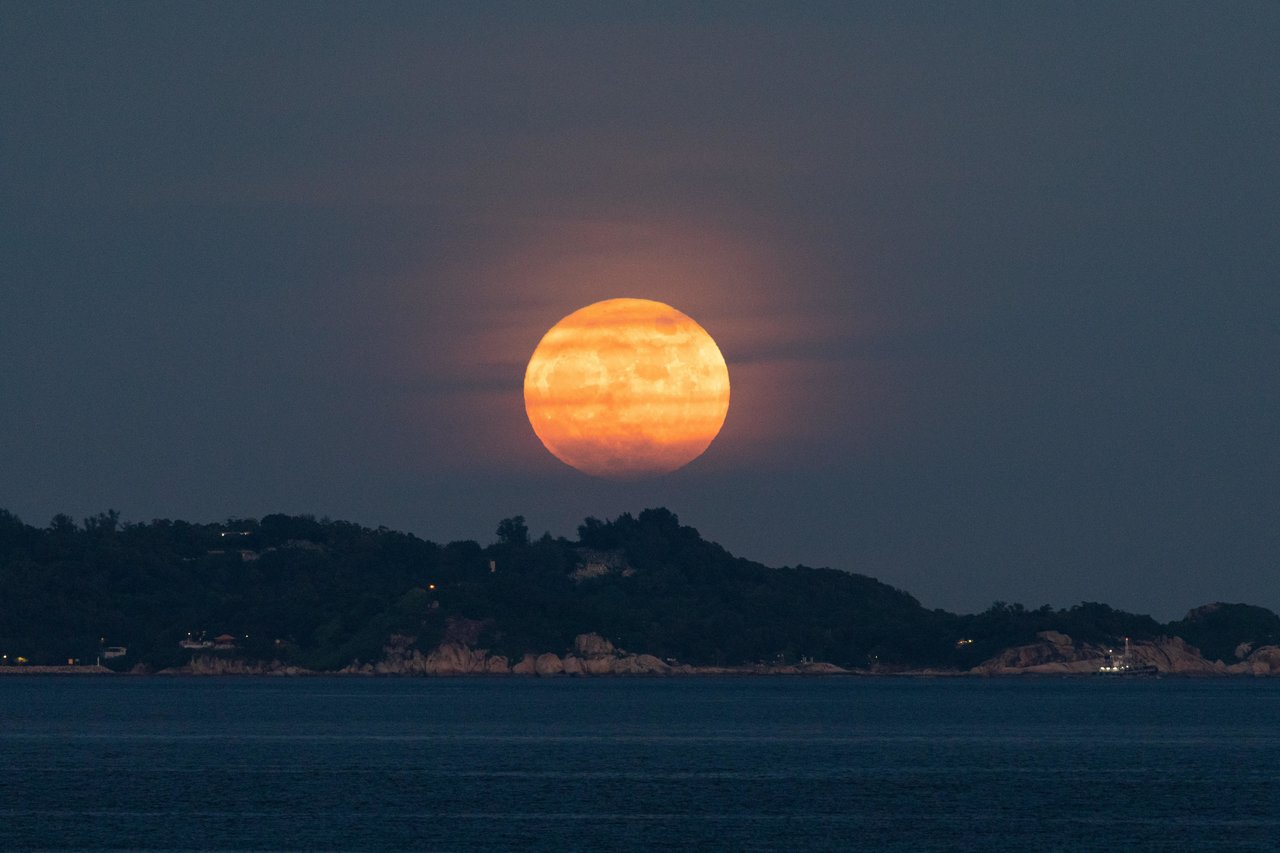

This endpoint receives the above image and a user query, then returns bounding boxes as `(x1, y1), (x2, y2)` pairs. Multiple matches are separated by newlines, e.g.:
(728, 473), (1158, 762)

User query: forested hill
(1, 508), (1276, 672)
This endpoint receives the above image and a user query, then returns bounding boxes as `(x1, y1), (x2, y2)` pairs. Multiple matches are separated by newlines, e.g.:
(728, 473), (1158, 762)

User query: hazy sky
(3, 3), (1277, 619)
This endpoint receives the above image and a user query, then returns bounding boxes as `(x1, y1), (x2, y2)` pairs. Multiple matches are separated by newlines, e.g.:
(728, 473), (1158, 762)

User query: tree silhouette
(495, 516), (529, 547)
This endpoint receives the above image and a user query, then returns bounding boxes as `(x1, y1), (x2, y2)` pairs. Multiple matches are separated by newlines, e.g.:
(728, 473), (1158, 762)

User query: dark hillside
(0, 507), (1273, 673)
(1167, 603), (1280, 663)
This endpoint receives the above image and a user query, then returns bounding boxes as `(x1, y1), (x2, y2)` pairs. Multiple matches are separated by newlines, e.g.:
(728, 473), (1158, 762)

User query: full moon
(524, 298), (730, 478)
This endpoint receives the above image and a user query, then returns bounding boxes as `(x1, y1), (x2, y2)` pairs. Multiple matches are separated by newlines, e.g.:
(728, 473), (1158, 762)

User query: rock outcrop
(1228, 645), (1280, 675)
(332, 633), (508, 676)
(971, 631), (1092, 674)
(971, 633), (1236, 675)
(165, 655), (311, 676)
(418, 642), (491, 674)
(161, 630), (1278, 678)
(534, 653), (565, 676)
(611, 653), (670, 674)
(1126, 636), (1228, 675)
(344, 631), (808, 677)
(574, 633), (615, 657)
(509, 634), (671, 675)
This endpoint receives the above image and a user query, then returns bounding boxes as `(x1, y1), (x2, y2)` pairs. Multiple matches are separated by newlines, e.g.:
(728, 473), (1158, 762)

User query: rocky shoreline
(158, 633), (857, 677)
(8, 631), (1278, 678)
(970, 630), (1280, 676)
(159, 630), (1280, 677)
(0, 664), (114, 675)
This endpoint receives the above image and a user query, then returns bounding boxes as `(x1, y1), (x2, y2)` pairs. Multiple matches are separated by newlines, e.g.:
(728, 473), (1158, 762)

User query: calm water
(0, 676), (1276, 851)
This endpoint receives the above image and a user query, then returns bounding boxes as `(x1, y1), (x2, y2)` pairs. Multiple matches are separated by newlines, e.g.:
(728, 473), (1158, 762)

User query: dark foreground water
(1, 677), (1276, 851)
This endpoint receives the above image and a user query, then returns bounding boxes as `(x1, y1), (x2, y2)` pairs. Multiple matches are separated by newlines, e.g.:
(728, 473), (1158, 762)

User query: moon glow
(524, 298), (730, 478)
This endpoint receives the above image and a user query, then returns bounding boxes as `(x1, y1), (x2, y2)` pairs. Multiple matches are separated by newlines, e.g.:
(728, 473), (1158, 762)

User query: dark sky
(3, 3), (1277, 620)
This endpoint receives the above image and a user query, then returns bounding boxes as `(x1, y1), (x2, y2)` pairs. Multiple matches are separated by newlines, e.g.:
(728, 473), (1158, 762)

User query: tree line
(0, 507), (1275, 671)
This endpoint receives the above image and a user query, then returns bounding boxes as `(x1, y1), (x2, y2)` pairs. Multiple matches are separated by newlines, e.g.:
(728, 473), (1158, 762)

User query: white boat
(1098, 636), (1159, 676)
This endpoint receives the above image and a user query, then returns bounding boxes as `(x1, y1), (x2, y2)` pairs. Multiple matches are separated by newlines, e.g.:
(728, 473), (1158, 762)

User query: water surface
(2, 676), (1276, 850)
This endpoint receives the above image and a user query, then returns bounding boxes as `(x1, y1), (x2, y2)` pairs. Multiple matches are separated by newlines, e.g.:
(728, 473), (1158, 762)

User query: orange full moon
(524, 298), (730, 478)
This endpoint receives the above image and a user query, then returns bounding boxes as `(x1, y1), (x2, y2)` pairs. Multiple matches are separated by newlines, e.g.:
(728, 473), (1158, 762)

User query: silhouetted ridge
(1167, 603), (1280, 663)
(0, 507), (1275, 673)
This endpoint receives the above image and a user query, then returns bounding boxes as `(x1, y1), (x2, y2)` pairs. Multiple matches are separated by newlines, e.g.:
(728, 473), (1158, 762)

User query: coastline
(6, 631), (1277, 678)
(0, 668), (1269, 678)
(0, 664), (114, 675)
(0, 663), (1270, 678)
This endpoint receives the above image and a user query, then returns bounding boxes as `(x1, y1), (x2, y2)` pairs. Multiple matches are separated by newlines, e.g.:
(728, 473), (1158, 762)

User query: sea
(1, 676), (1276, 851)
